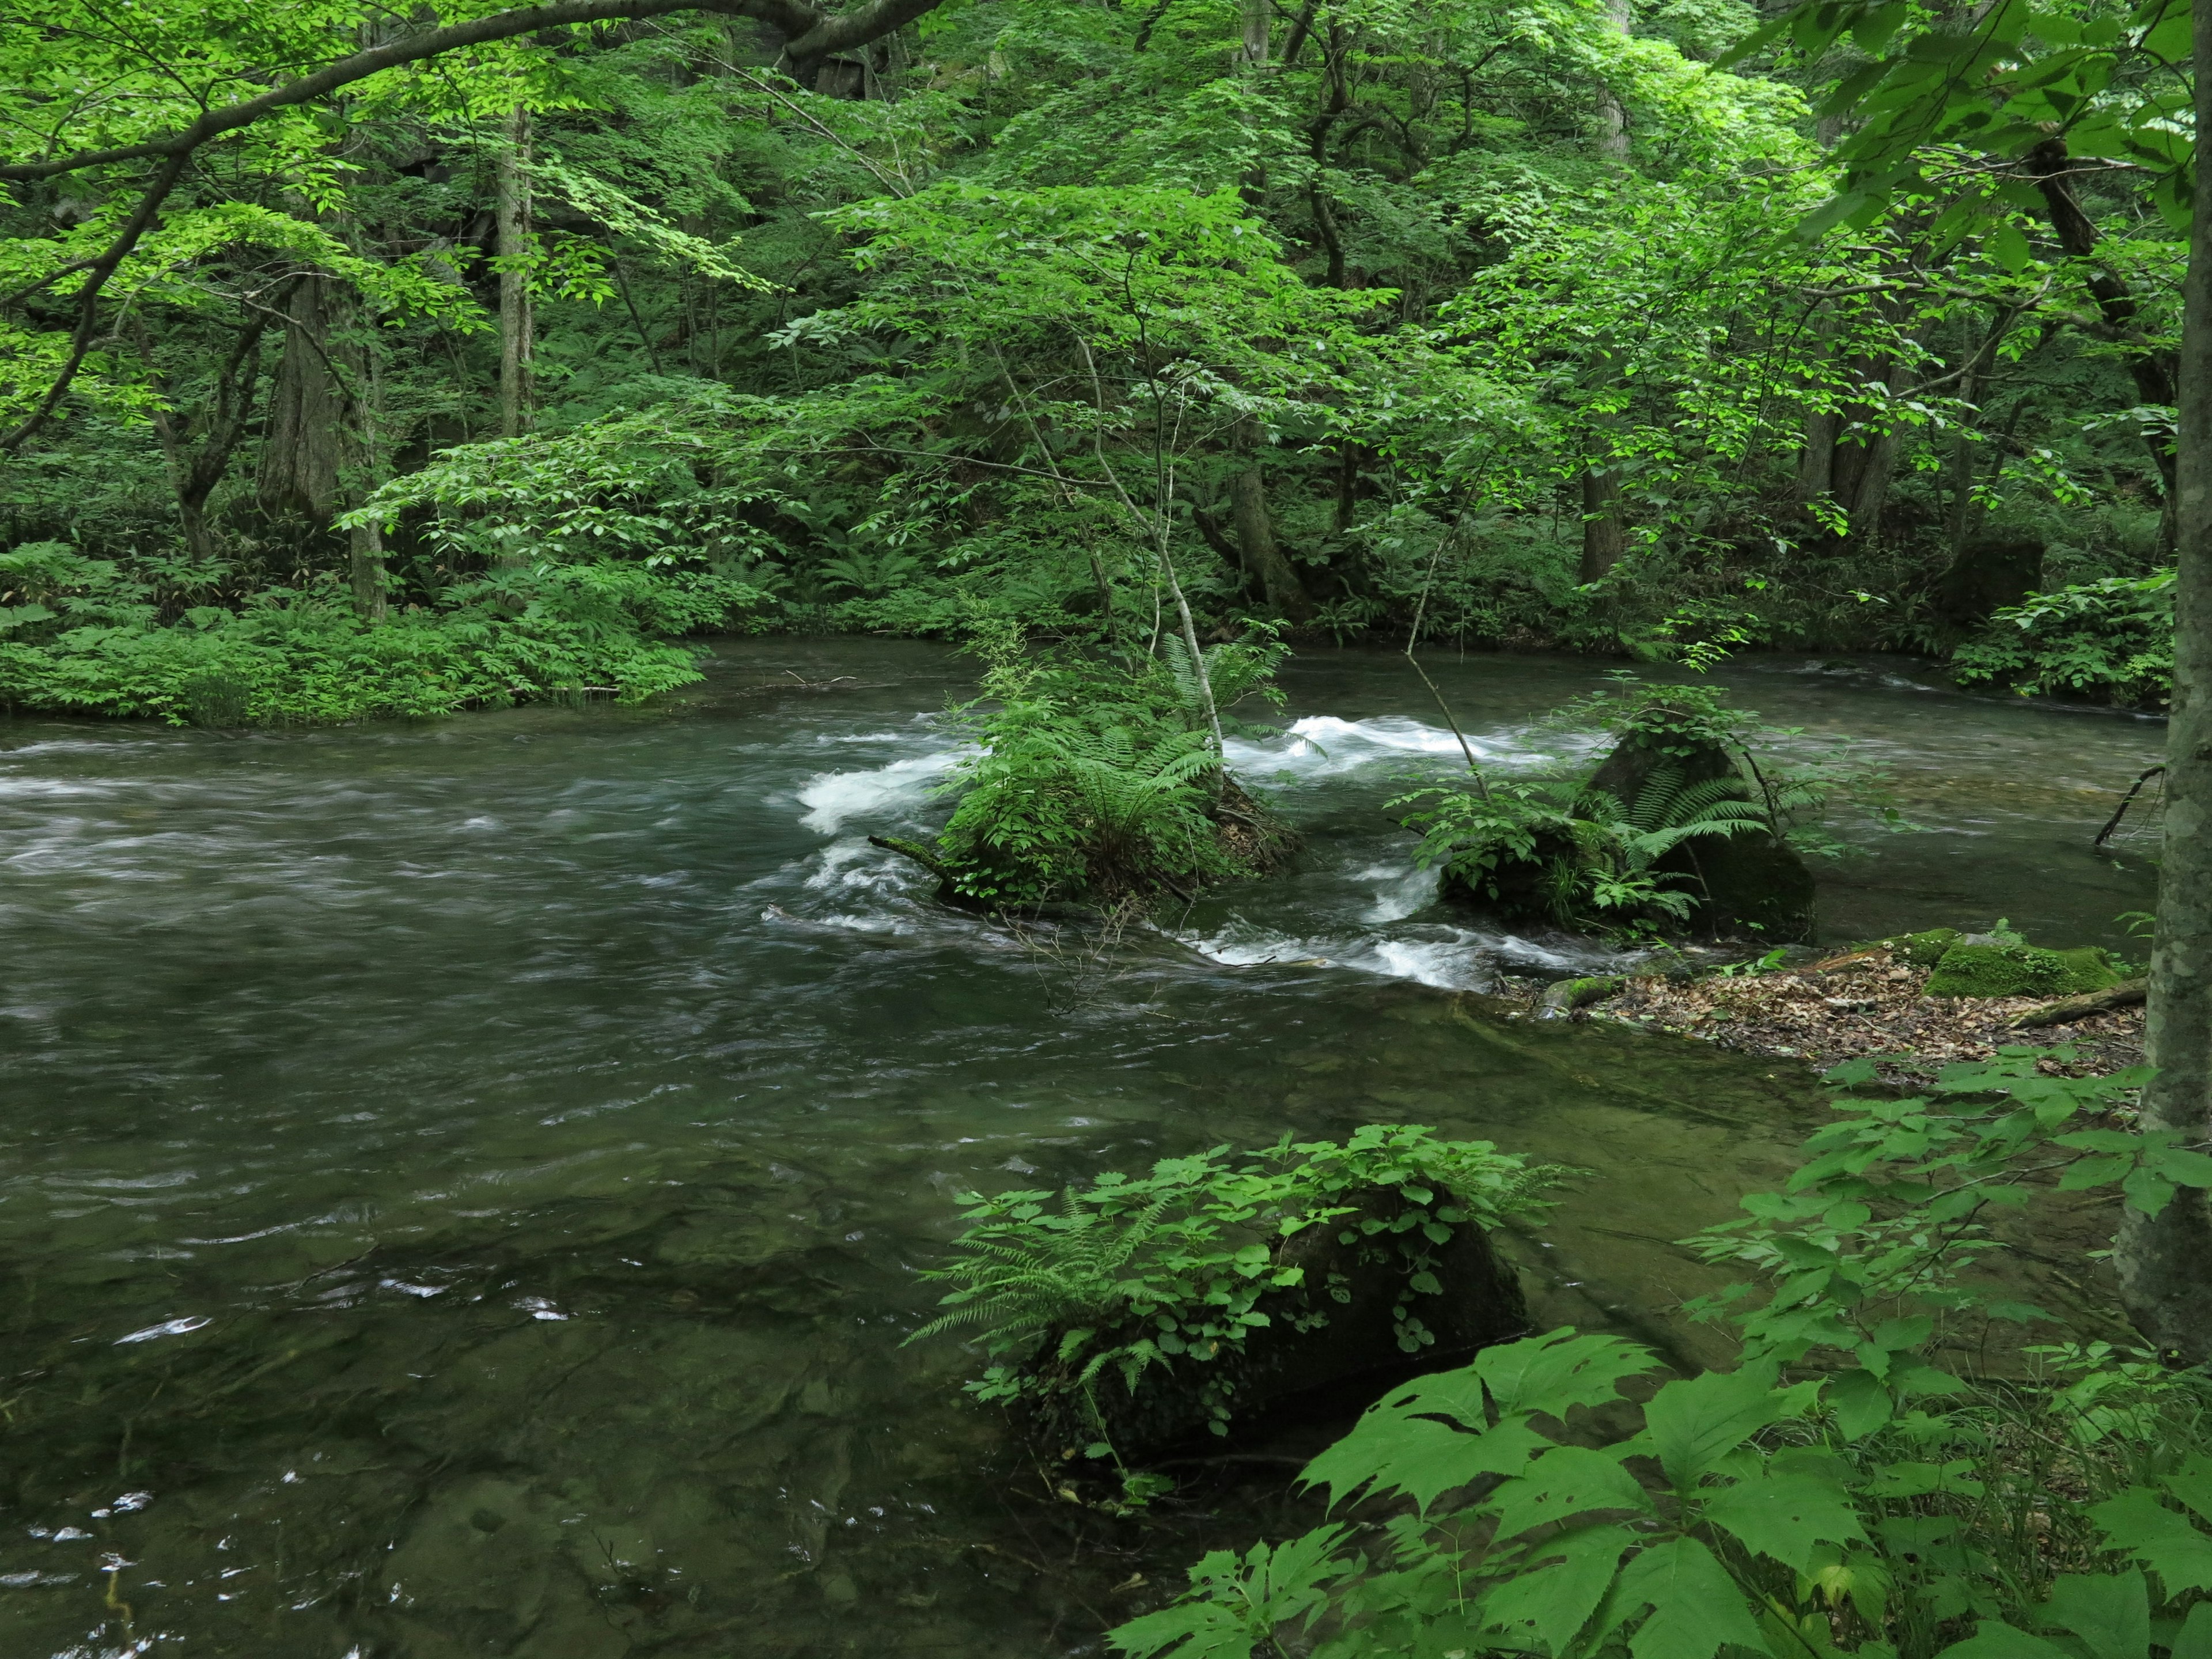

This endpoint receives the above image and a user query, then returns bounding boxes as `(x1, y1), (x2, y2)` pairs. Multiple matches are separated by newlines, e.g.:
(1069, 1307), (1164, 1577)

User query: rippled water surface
(0, 641), (2162, 1656)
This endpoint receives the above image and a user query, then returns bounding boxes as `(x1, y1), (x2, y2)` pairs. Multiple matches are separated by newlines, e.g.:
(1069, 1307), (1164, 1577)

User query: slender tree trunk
(2117, 0), (2212, 1363)
(1579, 467), (1626, 582)
(339, 289), (389, 622)
(1230, 417), (1312, 619)
(497, 103), (535, 442)
(1796, 408), (1839, 504)
(1593, 0), (1631, 161)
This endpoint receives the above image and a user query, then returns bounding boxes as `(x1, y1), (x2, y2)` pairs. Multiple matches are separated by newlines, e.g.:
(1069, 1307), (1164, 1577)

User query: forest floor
(1560, 942), (2146, 1084)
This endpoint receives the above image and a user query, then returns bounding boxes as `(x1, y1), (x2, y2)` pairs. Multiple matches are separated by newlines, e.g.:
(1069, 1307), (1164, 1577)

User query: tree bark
(1230, 418), (1312, 619)
(257, 277), (343, 523)
(2027, 137), (2180, 541)
(141, 304), (274, 562)
(1579, 466), (1625, 582)
(497, 103), (536, 443)
(2117, 0), (2212, 1364)
(1593, 0), (1631, 161)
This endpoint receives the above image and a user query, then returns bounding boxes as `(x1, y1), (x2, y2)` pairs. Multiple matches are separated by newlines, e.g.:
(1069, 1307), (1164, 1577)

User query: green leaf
(2039, 1570), (2148, 1659)
(1701, 1470), (1868, 1573)
(1488, 1445), (1654, 1540)
(1607, 1537), (1772, 1659)
(1301, 1410), (1548, 1515)
(1476, 1328), (1665, 1418)
(2089, 1488), (2212, 1594)
(1477, 1522), (1635, 1654)
(1827, 1369), (1894, 1440)
(1934, 1622), (2075, 1659)
(1639, 1366), (1789, 1486)
(2173, 1601), (2212, 1659)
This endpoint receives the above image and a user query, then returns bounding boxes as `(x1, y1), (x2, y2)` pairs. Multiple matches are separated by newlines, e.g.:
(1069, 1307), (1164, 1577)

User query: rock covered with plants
(906, 1126), (1569, 1480)
(873, 624), (1296, 912)
(1395, 684), (1836, 945)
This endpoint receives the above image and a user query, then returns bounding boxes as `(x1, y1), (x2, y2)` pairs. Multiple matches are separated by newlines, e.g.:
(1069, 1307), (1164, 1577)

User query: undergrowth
(1951, 571), (2174, 710)
(0, 541), (766, 724)
(906, 1125), (1570, 1444)
(1111, 1048), (2212, 1659)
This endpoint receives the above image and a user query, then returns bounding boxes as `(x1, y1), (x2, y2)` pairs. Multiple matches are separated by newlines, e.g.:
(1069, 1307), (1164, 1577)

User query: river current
(0, 639), (2163, 1656)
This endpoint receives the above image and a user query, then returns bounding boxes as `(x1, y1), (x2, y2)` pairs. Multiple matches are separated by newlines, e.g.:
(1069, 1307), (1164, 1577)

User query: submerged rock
(1026, 1185), (1528, 1460)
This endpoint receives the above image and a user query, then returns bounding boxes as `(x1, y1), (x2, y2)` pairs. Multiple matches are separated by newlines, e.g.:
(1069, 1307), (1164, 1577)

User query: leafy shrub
(929, 629), (1290, 906)
(1392, 683), (1832, 935)
(0, 548), (765, 725)
(1112, 1050), (2212, 1659)
(908, 1126), (1570, 1444)
(1952, 571), (2174, 710)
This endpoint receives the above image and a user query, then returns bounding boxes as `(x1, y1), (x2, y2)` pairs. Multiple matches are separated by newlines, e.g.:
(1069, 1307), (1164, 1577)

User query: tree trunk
(257, 277), (343, 524)
(497, 102), (535, 443)
(2116, 0), (2212, 1364)
(1593, 0), (1631, 161)
(1796, 407), (1838, 504)
(1579, 467), (1625, 582)
(1230, 418), (1312, 619)
(2027, 137), (2180, 546)
(339, 285), (389, 622)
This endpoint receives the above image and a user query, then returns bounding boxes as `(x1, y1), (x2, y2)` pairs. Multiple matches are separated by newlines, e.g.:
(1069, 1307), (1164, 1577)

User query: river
(0, 639), (2163, 1656)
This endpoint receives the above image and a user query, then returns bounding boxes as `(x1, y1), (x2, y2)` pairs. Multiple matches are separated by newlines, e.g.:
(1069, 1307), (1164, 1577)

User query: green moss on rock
(1885, 928), (1963, 968)
(1924, 941), (2124, 999)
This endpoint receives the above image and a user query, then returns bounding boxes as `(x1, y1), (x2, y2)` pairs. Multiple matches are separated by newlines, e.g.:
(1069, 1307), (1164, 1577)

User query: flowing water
(0, 641), (2163, 1657)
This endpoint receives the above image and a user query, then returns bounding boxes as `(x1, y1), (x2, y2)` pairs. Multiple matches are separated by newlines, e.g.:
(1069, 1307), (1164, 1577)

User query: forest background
(0, 0), (2183, 724)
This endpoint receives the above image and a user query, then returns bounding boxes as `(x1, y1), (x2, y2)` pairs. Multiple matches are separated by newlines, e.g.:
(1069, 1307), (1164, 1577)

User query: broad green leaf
(1607, 1536), (1771, 1659)
(1639, 1365), (1789, 1486)
(1108, 1600), (1260, 1659)
(1477, 1522), (1635, 1655)
(1701, 1470), (1868, 1573)
(1487, 1445), (1654, 1540)
(1475, 1328), (1664, 1418)
(2090, 1488), (2212, 1594)
(2040, 1570), (2148, 1659)
(1301, 1411), (1547, 1515)
(1934, 1622), (2074, 1659)
(2173, 1601), (2212, 1659)
(1827, 1368), (1893, 1440)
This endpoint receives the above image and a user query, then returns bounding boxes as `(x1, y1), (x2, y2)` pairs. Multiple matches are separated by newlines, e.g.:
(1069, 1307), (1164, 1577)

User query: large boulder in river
(1023, 1185), (1528, 1460)
(1581, 711), (1816, 942)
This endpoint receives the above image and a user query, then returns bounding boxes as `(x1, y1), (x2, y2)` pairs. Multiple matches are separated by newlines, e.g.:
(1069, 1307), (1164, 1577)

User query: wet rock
(1932, 537), (2044, 630)
(1027, 1185), (1528, 1460)
(1925, 941), (2124, 1000)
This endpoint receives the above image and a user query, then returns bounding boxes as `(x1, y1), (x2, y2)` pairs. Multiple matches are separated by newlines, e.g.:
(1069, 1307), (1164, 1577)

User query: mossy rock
(1880, 927), (1963, 968)
(1924, 942), (2124, 999)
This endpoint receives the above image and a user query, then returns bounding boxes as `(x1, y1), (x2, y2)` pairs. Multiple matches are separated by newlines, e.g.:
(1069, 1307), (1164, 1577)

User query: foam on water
(794, 747), (967, 835)
(1226, 714), (1566, 782)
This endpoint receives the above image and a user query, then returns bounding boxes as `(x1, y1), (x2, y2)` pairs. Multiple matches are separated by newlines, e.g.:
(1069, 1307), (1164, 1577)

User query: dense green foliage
(908, 1124), (1567, 1442)
(1111, 1049), (2212, 1658)
(923, 627), (1290, 906)
(1953, 572), (2177, 710)
(0, 539), (756, 721)
(0, 0), (2187, 720)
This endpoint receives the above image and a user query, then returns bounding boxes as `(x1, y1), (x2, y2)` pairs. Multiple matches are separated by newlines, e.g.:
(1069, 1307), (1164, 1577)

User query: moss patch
(1885, 928), (1963, 969)
(1924, 942), (2123, 1000)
